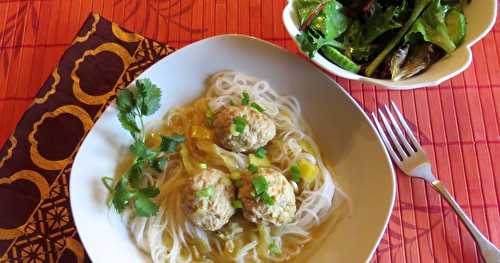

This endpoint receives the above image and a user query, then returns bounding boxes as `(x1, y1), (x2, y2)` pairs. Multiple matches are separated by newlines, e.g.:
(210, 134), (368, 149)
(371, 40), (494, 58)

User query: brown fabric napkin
(0, 13), (173, 263)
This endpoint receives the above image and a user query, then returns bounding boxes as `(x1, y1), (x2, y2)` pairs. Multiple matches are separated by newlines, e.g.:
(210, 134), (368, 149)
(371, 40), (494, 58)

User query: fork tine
(378, 108), (408, 158)
(383, 104), (414, 154)
(371, 113), (401, 162)
(390, 101), (422, 151)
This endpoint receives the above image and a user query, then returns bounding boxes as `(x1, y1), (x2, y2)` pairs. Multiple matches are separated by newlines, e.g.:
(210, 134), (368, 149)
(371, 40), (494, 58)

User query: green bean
(321, 45), (360, 73)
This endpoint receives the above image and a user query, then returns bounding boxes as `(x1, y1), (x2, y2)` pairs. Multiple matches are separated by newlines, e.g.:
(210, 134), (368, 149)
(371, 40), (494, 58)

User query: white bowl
(70, 35), (396, 263)
(282, 0), (497, 90)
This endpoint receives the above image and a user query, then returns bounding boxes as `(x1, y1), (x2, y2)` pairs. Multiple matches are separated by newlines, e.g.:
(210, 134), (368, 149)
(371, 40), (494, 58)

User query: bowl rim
(282, 0), (498, 90)
(69, 34), (397, 263)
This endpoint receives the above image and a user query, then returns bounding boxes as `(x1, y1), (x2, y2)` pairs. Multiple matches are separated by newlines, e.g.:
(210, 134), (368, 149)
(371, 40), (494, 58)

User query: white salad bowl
(70, 35), (396, 263)
(282, 0), (497, 90)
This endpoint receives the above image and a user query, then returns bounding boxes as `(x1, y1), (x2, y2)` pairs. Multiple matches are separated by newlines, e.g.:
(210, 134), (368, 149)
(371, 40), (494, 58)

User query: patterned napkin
(0, 13), (173, 263)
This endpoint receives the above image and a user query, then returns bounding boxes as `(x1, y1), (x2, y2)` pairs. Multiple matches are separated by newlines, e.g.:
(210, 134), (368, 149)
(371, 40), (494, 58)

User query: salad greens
(295, 0), (469, 80)
(102, 79), (185, 217)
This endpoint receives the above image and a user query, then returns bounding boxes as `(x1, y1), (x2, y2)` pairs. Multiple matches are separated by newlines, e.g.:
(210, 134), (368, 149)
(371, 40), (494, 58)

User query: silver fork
(372, 101), (500, 263)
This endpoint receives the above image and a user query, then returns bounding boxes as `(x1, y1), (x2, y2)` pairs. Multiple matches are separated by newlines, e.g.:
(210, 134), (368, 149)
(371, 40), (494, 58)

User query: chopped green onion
(252, 175), (268, 195)
(268, 241), (281, 255)
(196, 186), (215, 199)
(241, 92), (250, 105)
(233, 116), (247, 133)
(255, 147), (266, 159)
(261, 191), (275, 205)
(198, 163), (208, 169)
(231, 200), (243, 209)
(290, 164), (301, 183)
(248, 164), (258, 174)
(206, 111), (214, 126)
(234, 179), (244, 188)
(250, 102), (265, 112)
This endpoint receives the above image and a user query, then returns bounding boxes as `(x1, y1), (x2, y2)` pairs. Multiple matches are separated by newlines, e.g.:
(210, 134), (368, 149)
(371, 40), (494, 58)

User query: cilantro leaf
(196, 186), (215, 199)
(290, 164), (301, 183)
(112, 176), (133, 213)
(116, 89), (134, 112)
(129, 162), (144, 188)
(135, 192), (159, 217)
(140, 186), (160, 198)
(135, 79), (161, 116)
(250, 102), (265, 112)
(231, 200), (243, 209)
(151, 156), (167, 172)
(241, 92), (250, 105)
(255, 147), (266, 159)
(118, 111), (140, 137)
(252, 175), (268, 196)
(130, 140), (156, 160)
(160, 134), (186, 153)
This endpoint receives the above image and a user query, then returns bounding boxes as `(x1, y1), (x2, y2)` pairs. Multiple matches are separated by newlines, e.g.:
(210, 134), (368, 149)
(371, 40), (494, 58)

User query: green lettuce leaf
(405, 0), (456, 53)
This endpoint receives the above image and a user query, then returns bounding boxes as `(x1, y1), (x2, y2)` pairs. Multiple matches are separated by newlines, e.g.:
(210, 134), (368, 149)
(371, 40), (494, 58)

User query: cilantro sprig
(103, 79), (185, 217)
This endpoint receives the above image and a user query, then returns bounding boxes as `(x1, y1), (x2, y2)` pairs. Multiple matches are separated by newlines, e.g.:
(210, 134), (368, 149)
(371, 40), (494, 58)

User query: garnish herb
(252, 175), (275, 205)
(250, 102), (265, 112)
(261, 192), (275, 205)
(206, 111), (214, 126)
(248, 163), (258, 174)
(196, 186), (215, 199)
(231, 200), (243, 209)
(233, 116), (247, 133)
(290, 164), (301, 183)
(252, 176), (268, 195)
(234, 179), (244, 188)
(241, 92), (250, 105)
(268, 241), (282, 255)
(103, 78), (185, 217)
(255, 147), (267, 159)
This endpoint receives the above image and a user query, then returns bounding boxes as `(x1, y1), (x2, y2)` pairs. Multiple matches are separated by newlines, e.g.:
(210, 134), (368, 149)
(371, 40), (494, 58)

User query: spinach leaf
(295, 0), (350, 66)
(295, 0), (349, 39)
(405, 0), (456, 53)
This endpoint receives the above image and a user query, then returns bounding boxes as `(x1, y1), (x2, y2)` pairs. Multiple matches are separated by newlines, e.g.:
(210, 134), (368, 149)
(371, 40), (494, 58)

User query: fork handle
(432, 180), (500, 263)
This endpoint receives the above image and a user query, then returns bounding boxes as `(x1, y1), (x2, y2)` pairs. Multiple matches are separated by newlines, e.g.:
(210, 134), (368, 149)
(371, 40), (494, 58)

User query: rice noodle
(122, 71), (345, 262)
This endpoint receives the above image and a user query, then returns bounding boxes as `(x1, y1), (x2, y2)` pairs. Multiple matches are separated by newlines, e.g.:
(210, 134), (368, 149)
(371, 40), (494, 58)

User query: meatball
(182, 168), (236, 231)
(238, 168), (296, 226)
(213, 105), (276, 152)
